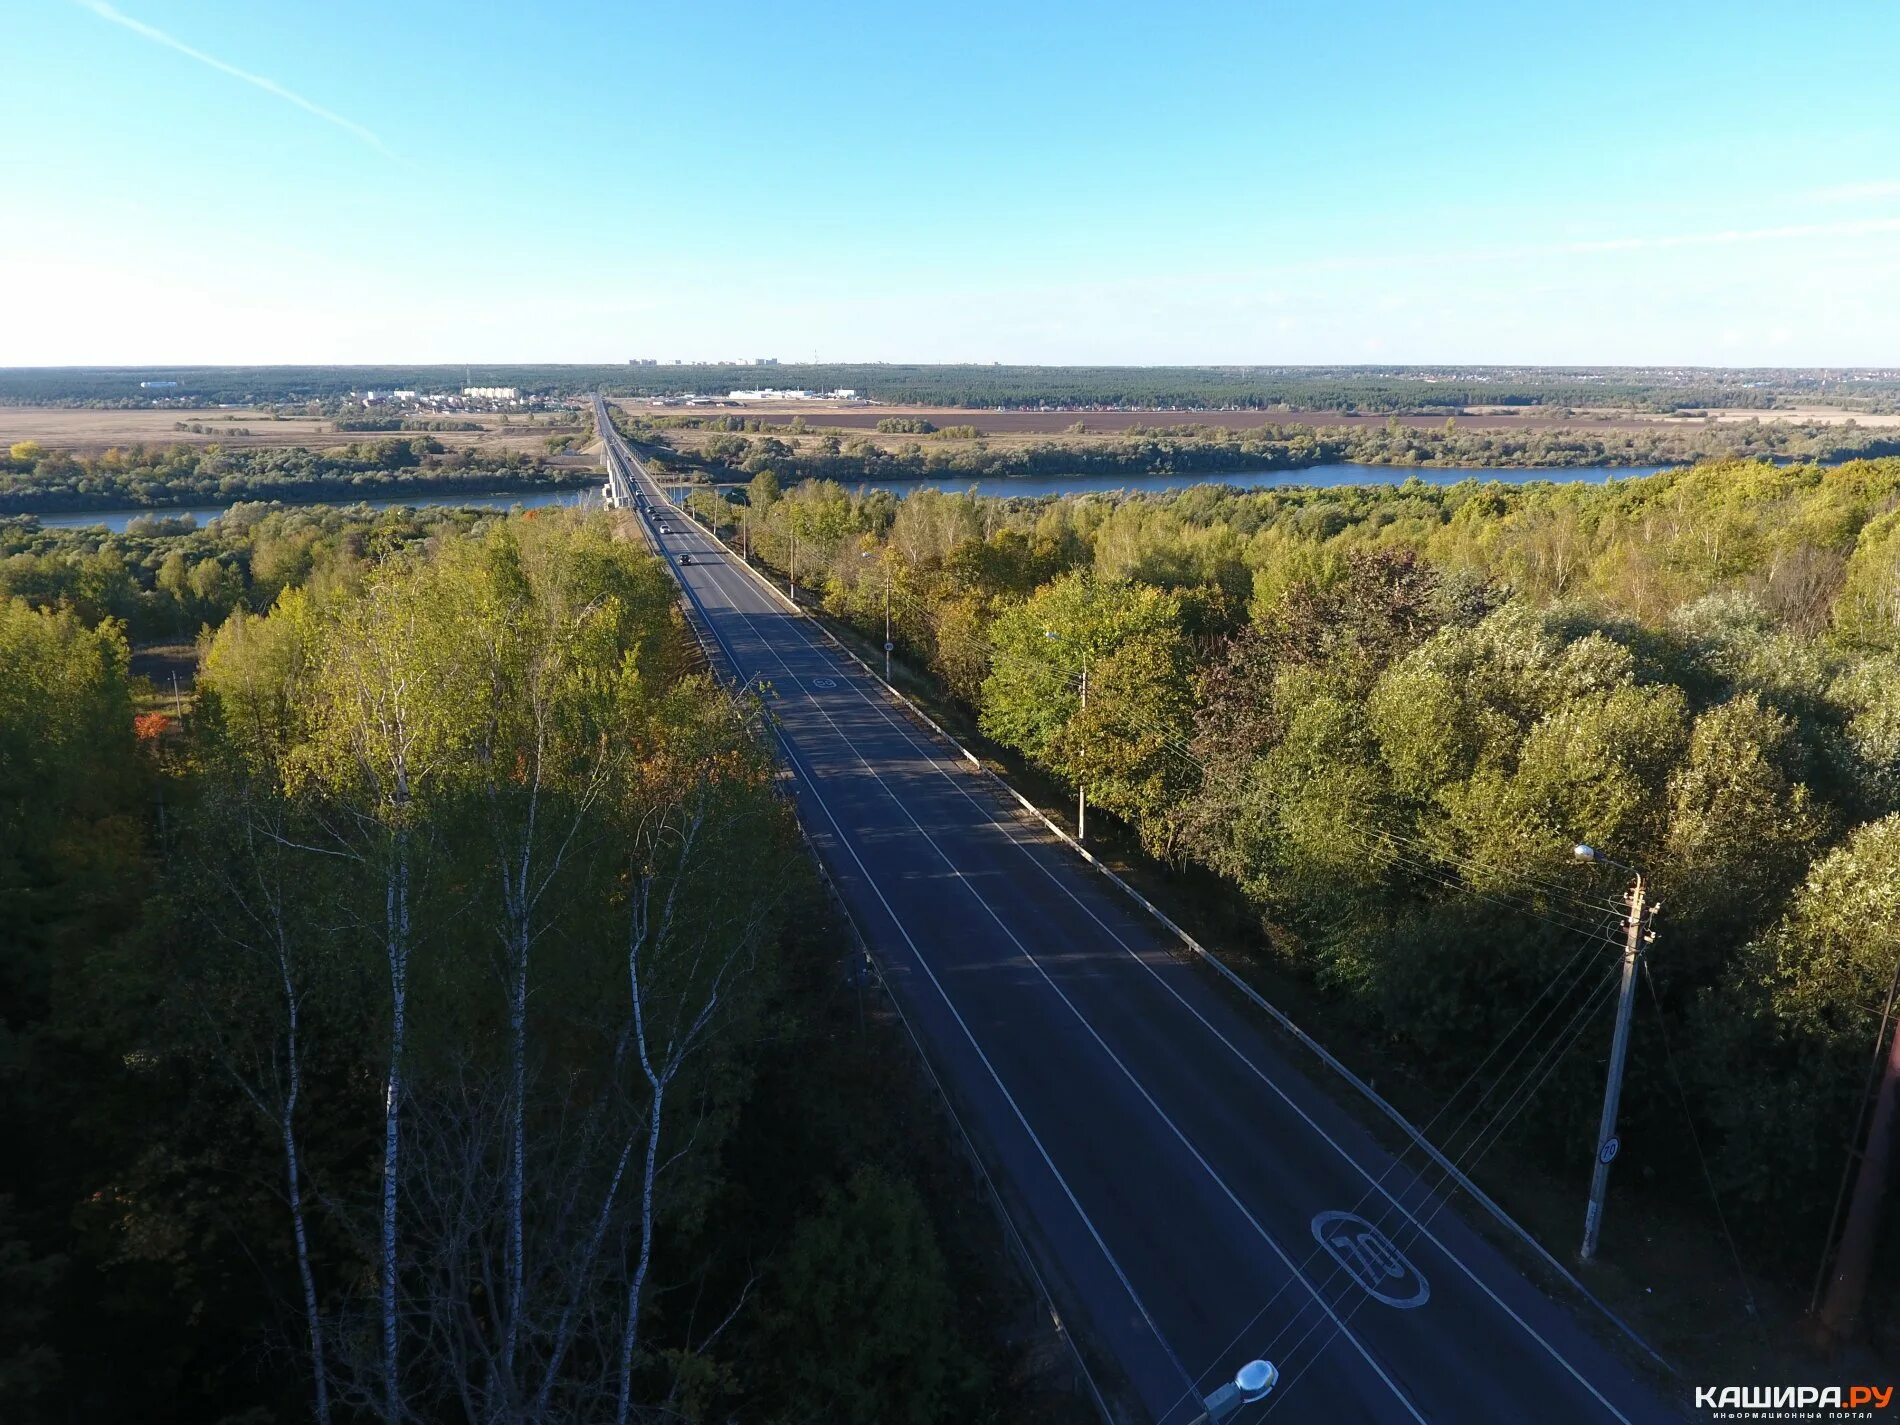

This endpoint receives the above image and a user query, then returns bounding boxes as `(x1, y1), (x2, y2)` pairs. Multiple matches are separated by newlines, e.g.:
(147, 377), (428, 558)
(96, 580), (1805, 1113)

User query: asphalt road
(595, 405), (1681, 1425)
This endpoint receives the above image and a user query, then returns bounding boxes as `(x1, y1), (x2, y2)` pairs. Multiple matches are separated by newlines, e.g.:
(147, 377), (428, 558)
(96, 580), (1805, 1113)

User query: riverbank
(637, 401), (1900, 493)
(18, 462), (1681, 533)
(19, 486), (593, 533)
(800, 461), (1676, 501)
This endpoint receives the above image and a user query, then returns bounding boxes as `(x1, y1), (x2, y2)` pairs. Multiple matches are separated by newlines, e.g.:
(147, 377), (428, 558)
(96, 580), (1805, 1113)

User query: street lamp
(1044, 629), (1088, 842)
(861, 551), (893, 681)
(1197, 1360), (1278, 1422)
(1571, 843), (1657, 1262)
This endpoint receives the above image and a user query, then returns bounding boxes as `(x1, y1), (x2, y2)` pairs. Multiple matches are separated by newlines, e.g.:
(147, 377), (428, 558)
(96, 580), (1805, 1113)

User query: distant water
(27, 487), (590, 534)
(21, 462), (1676, 534)
(839, 462), (1674, 500)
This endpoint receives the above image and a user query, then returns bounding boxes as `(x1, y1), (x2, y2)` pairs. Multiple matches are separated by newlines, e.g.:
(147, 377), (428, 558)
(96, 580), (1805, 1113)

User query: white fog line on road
(661, 474), (1671, 1380)
(671, 536), (1426, 1425)
(730, 578), (1634, 1423)
(619, 465), (1198, 1409)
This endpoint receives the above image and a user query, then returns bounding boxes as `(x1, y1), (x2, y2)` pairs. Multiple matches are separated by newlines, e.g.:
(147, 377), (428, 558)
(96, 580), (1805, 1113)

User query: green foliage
(0, 598), (140, 972)
(757, 1168), (973, 1425)
(0, 503), (1087, 1425)
(12, 363), (1899, 414)
(0, 501), (523, 641)
(981, 573), (1195, 851)
(731, 453), (1900, 1270)
(0, 602), (148, 1424)
(1834, 510), (1900, 651)
(1695, 816), (1900, 1238)
(0, 440), (583, 515)
(662, 418), (1900, 490)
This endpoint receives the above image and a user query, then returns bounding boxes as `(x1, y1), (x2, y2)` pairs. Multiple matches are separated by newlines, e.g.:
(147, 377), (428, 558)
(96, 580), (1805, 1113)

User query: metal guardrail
(591, 401), (1672, 1403)
(592, 402), (1122, 1420)
(668, 476), (1674, 1381)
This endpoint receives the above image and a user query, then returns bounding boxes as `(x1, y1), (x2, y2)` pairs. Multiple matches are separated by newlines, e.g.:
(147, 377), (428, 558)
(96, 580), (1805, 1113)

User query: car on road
(679, 553), (691, 565)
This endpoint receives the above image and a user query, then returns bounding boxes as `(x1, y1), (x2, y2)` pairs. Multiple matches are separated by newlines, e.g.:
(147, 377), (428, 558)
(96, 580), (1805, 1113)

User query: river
(31, 487), (590, 533)
(843, 461), (1673, 501)
(26, 462), (1673, 534)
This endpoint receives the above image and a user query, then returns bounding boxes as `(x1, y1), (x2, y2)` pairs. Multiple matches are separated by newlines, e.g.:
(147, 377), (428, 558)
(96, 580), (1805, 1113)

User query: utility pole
(883, 565), (893, 682)
(1820, 992), (1900, 1342)
(1077, 649), (1088, 842)
(1044, 629), (1090, 841)
(1575, 848), (1653, 1262)
(789, 533), (798, 604)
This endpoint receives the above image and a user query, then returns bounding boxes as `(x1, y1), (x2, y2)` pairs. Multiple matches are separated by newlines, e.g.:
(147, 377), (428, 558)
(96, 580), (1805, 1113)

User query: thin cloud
(1804, 179), (1900, 203)
(1548, 216), (1900, 256)
(1272, 216), (1900, 278)
(68, 0), (391, 154)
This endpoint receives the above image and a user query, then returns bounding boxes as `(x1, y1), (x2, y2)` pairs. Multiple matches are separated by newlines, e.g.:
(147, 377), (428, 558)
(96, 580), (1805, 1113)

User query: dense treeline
(724, 458), (1900, 1296)
(1, 512), (1074, 1425)
(0, 503), (534, 640)
(0, 439), (587, 514)
(330, 417), (486, 433)
(649, 414), (1900, 482)
(7, 363), (1898, 413)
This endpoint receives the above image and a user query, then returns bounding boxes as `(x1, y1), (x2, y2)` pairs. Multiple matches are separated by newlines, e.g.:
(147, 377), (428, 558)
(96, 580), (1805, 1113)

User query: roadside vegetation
(0, 510), (1079, 1425)
(719, 456), (1900, 1324)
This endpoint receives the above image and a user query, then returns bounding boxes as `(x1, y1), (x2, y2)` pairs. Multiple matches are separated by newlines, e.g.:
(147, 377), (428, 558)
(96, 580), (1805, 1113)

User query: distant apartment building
(463, 386), (520, 400)
(139, 379), (179, 389)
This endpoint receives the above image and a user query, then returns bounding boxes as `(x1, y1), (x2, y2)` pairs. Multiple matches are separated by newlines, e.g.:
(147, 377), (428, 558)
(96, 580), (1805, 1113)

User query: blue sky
(6, 0), (1899, 365)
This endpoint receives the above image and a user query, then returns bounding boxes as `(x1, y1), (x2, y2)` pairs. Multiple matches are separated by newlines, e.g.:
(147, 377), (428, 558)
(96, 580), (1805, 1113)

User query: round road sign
(1597, 1137), (1621, 1166)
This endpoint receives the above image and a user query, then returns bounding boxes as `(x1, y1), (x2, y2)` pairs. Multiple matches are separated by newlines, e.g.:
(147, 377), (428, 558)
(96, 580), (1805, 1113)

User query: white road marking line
(661, 521), (1423, 1425)
(624, 470), (1199, 1401)
(666, 494), (1636, 1424)
(800, 659), (1637, 1420)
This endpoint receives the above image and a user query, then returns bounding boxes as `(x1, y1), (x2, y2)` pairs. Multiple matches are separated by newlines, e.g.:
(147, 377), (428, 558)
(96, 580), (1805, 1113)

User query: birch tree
(183, 516), (793, 1423)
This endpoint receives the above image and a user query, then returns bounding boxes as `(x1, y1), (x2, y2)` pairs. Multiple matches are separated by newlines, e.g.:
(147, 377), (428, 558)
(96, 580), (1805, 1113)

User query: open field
(1678, 404), (1900, 427)
(0, 404), (589, 456)
(617, 397), (1900, 436)
(612, 395), (1900, 478)
(11, 364), (1900, 413)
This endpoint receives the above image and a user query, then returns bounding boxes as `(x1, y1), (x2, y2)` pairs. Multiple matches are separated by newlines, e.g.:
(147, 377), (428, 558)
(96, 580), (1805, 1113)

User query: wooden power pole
(1820, 1006), (1900, 1341)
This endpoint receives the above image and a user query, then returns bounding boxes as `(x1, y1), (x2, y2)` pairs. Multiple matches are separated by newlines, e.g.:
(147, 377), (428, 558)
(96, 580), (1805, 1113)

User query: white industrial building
(727, 387), (861, 402)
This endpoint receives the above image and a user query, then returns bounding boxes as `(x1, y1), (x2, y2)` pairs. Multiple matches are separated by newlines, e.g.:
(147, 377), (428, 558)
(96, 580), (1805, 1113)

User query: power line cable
(1261, 965), (1626, 1419)
(718, 511), (1650, 1419)
(1151, 927), (1620, 1423)
(1639, 958), (1765, 1332)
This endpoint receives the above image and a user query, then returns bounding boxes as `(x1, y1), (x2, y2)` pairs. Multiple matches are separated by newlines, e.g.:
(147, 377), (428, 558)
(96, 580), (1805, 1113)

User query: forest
(635, 411), (1900, 481)
(0, 507), (1080, 1425)
(709, 456), (1900, 1316)
(0, 439), (586, 515)
(7, 363), (1899, 413)
(12, 452), (1900, 1421)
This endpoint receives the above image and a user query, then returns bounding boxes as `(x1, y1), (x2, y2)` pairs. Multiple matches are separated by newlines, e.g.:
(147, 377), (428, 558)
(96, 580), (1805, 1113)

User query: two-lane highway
(594, 400), (1679, 1424)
